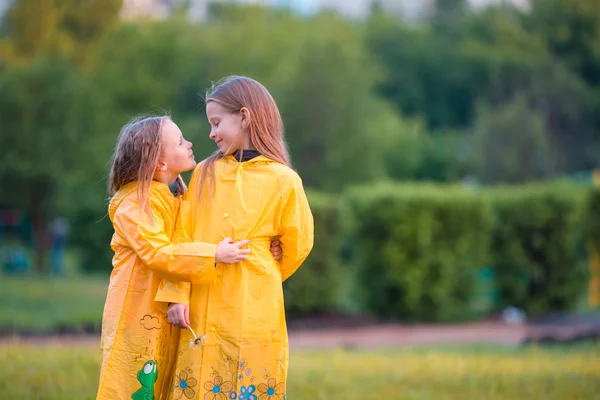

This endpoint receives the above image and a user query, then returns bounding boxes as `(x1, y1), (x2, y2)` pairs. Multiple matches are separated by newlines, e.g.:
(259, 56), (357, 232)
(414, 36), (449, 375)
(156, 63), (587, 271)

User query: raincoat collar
(233, 149), (261, 162)
(220, 155), (276, 182)
(224, 154), (272, 164)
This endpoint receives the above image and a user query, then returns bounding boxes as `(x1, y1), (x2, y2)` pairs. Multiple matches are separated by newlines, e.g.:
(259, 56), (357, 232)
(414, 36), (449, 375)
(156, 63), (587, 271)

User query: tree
(367, 10), (477, 129)
(473, 94), (557, 184)
(529, 0), (600, 87)
(279, 14), (405, 189)
(462, 6), (592, 172)
(0, 58), (110, 273)
(528, 0), (600, 166)
(2, 0), (122, 66)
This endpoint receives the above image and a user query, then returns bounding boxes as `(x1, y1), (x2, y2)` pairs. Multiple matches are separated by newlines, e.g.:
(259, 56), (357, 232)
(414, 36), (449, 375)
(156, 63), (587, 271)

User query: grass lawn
(0, 343), (598, 400)
(2, 276), (599, 399)
(0, 275), (107, 333)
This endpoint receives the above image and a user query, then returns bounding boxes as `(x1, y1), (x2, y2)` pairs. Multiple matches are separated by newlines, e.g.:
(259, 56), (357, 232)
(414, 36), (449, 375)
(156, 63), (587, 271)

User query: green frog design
(131, 360), (158, 400)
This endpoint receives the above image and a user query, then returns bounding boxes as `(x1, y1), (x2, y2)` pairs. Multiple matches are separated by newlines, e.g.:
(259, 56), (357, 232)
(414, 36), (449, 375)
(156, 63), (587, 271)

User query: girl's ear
(156, 160), (167, 172)
(240, 107), (251, 129)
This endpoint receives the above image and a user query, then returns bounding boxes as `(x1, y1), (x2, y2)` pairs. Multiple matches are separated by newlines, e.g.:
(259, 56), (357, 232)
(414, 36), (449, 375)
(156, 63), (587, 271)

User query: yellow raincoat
(98, 181), (220, 400)
(155, 155), (313, 400)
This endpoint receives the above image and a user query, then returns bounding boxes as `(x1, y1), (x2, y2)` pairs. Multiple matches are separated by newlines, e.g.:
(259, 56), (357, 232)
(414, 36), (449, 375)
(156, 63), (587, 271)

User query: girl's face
(158, 120), (196, 175)
(206, 101), (247, 155)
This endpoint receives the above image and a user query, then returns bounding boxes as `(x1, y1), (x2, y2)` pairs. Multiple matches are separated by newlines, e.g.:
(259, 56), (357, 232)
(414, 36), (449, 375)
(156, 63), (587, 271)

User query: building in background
(119, 0), (171, 20)
(118, 0), (530, 21)
(470, 0), (529, 11)
(0, 0), (532, 23)
(0, 0), (14, 20)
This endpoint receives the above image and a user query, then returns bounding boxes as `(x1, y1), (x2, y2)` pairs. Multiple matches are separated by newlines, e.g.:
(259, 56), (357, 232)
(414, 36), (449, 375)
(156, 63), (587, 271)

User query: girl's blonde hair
(108, 115), (185, 215)
(197, 76), (291, 206)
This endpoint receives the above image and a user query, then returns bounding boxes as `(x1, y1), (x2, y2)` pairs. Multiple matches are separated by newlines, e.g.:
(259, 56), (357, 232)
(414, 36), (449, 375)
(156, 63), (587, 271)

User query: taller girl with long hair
(157, 76), (314, 400)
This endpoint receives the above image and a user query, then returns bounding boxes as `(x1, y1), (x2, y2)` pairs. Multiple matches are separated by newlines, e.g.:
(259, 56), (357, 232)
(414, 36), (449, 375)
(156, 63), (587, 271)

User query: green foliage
(486, 183), (590, 315)
(584, 188), (600, 251)
(0, 57), (113, 272)
(367, 14), (476, 129)
(529, 0), (600, 86)
(528, 0), (600, 163)
(3, 0), (121, 65)
(0, 58), (98, 189)
(414, 131), (473, 182)
(284, 191), (343, 315)
(334, 181), (591, 321)
(473, 94), (556, 184)
(343, 183), (491, 322)
(0, 1), (599, 319)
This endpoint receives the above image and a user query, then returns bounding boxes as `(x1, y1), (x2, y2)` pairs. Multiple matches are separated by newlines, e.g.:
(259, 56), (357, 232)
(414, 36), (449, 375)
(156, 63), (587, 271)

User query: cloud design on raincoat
(140, 315), (163, 330)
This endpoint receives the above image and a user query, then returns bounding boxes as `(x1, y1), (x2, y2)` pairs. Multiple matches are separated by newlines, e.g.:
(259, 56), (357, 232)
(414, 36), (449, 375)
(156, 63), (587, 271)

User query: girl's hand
(216, 237), (250, 264)
(167, 303), (189, 328)
(270, 239), (282, 261)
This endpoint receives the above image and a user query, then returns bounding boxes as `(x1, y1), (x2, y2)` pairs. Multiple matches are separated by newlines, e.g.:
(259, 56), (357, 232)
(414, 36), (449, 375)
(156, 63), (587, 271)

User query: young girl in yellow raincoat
(97, 116), (282, 400)
(157, 76), (314, 400)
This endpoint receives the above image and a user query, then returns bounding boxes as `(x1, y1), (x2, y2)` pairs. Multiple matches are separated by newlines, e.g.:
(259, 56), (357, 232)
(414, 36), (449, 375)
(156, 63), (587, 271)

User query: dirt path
(2, 319), (598, 348)
(290, 322), (525, 349)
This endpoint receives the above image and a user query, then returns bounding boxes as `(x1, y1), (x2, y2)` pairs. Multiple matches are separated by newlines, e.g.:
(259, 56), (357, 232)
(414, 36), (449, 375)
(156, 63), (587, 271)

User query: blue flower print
(239, 384), (257, 400)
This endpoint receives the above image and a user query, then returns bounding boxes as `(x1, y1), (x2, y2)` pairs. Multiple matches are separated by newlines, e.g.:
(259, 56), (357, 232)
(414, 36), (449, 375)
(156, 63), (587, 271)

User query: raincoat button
(210, 326), (216, 332)
(224, 213), (229, 218)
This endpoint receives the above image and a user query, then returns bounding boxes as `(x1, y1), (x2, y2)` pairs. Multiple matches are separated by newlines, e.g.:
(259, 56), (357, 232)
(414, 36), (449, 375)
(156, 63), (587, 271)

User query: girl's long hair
(197, 76), (291, 208)
(108, 115), (185, 215)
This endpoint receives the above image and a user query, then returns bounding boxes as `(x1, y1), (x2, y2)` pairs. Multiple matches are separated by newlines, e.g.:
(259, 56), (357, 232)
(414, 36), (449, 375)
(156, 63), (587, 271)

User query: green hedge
(283, 191), (344, 315)
(585, 187), (600, 251)
(70, 180), (592, 322)
(486, 183), (589, 316)
(342, 183), (491, 322)
(584, 188), (600, 308)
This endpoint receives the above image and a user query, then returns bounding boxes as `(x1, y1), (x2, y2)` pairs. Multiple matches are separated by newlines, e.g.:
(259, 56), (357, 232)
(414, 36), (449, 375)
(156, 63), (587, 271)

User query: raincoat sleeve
(278, 174), (314, 282)
(154, 279), (191, 305)
(113, 198), (217, 285)
(154, 202), (193, 305)
(154, 173), (200, 305)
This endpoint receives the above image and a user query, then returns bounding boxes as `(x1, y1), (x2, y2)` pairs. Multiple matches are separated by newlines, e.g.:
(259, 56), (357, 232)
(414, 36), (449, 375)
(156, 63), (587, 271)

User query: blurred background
(1, 0), (600, 399)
